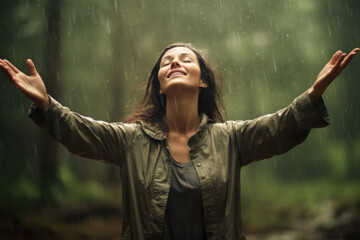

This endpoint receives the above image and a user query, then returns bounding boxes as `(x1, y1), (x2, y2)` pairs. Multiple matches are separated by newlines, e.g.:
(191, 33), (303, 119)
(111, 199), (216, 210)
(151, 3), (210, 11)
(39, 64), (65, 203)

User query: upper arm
(227, 91), (329, 166)
(29, 97), (136, 166)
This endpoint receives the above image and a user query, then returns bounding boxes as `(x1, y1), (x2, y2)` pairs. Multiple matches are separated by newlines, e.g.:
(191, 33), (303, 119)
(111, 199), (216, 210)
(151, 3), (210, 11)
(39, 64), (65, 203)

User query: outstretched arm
(1, 59), (135, 165)
(308, 48), (360, 102)
(0, 59), (51, 110)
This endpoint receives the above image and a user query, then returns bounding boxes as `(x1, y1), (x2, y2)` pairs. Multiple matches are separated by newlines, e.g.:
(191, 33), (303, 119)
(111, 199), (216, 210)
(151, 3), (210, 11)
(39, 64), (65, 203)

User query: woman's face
(158, 47), (206, 95)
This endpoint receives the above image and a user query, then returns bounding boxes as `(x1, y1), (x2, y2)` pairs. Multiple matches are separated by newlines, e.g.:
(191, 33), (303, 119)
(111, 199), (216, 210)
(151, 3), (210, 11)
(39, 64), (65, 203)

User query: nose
(170, 58), (181, 68)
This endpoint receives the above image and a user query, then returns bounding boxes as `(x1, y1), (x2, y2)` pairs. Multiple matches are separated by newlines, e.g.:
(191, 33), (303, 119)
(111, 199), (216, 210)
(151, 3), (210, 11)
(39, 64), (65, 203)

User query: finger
(0, 61), (12, 79)
(340, 51), (358, 70)
(329, 50), (344, 65)
(334, 53), (346, 70)
(350, 47), (360, 53)
(0, 59), (17, 81)
(26, 59), (38, 76)
(3, 59), (20, 74)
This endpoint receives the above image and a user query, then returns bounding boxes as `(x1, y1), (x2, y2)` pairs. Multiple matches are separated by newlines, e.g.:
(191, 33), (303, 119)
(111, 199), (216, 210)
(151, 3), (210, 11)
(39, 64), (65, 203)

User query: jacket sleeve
(227, 91), (330, 166)
(29, 96), (135, 166)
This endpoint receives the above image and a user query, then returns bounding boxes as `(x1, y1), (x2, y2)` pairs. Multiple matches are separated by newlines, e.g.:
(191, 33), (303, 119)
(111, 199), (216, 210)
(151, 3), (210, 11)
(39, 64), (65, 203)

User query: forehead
(162, 47), (197, 59)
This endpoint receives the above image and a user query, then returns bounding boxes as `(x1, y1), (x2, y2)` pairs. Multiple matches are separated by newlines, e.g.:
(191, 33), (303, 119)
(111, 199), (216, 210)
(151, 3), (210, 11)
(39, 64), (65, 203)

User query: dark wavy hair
(125, 43), (224, 127)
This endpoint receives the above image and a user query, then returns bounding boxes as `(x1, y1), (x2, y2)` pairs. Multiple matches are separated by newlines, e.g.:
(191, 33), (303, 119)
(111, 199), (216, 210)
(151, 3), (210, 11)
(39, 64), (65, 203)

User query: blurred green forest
(0, 0), (360, 239)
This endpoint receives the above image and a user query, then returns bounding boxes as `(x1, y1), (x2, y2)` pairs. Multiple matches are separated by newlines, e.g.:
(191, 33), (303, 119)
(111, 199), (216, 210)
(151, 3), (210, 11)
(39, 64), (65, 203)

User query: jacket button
(201, 175), (206, 179)
(197, 163), (201, 167)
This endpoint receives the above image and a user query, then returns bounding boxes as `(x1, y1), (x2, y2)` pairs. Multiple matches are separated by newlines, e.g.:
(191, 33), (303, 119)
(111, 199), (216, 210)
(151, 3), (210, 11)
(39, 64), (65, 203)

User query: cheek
(158, 69), (167, 90)
(158, 68), (166, 82)
(193, 67), (201, 80)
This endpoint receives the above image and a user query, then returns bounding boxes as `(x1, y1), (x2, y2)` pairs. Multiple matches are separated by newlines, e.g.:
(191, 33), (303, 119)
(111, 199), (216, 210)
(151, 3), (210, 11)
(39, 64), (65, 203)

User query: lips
(167, 69), (187, 78)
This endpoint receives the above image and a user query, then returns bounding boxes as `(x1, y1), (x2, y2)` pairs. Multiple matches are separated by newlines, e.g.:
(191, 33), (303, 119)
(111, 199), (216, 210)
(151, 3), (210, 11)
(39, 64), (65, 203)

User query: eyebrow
(161, 53), (195, 61)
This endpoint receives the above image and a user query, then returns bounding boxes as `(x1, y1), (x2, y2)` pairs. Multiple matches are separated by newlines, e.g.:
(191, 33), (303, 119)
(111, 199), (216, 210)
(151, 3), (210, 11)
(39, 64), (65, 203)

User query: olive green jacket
(29, 91), (329, 240)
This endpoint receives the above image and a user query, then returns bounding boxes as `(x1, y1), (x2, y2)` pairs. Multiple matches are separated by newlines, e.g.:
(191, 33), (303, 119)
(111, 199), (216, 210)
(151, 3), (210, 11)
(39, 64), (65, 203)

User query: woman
(0, 43), (359, 240)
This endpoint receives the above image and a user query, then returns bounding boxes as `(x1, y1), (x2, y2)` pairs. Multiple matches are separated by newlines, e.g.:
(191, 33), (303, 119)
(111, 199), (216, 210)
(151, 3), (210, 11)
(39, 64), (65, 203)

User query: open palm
(309, 48), (359, 102)
(0, 59), (50, 110)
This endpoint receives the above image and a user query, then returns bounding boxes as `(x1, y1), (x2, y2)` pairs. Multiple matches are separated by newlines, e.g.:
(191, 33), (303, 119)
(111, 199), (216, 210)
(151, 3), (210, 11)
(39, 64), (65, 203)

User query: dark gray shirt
(163, 158), (207, 240)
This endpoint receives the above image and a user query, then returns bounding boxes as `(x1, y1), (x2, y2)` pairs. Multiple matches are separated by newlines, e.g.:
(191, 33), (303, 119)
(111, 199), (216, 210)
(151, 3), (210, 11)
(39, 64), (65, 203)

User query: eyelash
(162, 59), (191, 67)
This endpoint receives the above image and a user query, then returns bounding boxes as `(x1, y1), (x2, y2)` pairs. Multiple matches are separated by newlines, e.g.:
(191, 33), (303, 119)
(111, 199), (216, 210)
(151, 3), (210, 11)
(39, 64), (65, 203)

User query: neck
(165, 91), (200, 135)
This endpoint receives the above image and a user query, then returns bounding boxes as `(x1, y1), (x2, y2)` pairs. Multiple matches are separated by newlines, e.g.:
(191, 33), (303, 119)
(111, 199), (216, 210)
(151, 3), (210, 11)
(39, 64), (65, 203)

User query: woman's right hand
(0, 59), (50, 110)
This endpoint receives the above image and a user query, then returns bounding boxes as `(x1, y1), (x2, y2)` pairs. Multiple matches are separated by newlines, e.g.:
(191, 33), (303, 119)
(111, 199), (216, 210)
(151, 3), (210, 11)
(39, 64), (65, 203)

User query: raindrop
(123, 68), (128, 81)
(269, 17), (273, 29)
(273, 60), (277, 72)
(72, 10), (76, 24)
(174, 98), (178, 113)
(33, 144), (38, 155)
(106, 19), (111, 34)
(327, 25), (332, 38)
(114, 0), (118, 12)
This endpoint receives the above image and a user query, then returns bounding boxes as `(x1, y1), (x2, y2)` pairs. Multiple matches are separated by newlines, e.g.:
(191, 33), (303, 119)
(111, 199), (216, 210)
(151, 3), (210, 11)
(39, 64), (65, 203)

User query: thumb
(26, 59), (38, 76)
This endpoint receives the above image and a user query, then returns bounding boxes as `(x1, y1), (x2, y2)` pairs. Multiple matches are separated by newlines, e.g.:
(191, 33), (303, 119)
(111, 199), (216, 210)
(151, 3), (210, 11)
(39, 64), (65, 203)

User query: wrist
(307, 86), (319, 103)
(36, 95), (51, 111)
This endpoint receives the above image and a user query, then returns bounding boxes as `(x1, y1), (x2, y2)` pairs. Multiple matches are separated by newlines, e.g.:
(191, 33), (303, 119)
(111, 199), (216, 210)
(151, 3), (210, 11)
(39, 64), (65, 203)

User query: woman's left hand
(308, 48), (360, 102)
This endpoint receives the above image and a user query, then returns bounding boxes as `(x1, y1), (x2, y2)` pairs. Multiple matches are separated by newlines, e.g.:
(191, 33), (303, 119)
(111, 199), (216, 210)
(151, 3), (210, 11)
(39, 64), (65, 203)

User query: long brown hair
(125, 43), (224, 127)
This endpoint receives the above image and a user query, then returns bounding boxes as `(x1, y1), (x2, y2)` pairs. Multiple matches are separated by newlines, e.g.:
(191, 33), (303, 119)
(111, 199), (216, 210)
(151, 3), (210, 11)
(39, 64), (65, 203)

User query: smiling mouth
(167, 70), (187, 78)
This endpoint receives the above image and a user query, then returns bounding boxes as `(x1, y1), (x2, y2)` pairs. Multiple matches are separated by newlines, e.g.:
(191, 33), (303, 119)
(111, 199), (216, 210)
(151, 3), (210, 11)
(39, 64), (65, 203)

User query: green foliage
(0, 176), (39, 202)
(241, 177), (360, 232)
(55, 162), (121, 206)
(325, 142), (347, 179)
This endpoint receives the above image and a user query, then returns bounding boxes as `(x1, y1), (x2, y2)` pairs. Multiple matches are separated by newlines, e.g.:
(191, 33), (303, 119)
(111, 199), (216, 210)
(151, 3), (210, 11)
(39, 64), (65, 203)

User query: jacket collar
(138, 114), (211, 141)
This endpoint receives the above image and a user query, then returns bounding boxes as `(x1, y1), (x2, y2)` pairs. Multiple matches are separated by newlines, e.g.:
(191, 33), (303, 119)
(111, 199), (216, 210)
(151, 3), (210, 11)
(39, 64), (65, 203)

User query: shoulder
(112, 121), (143, 136)
(208, 121), (246, 136)
(211, 120), (247, 130)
